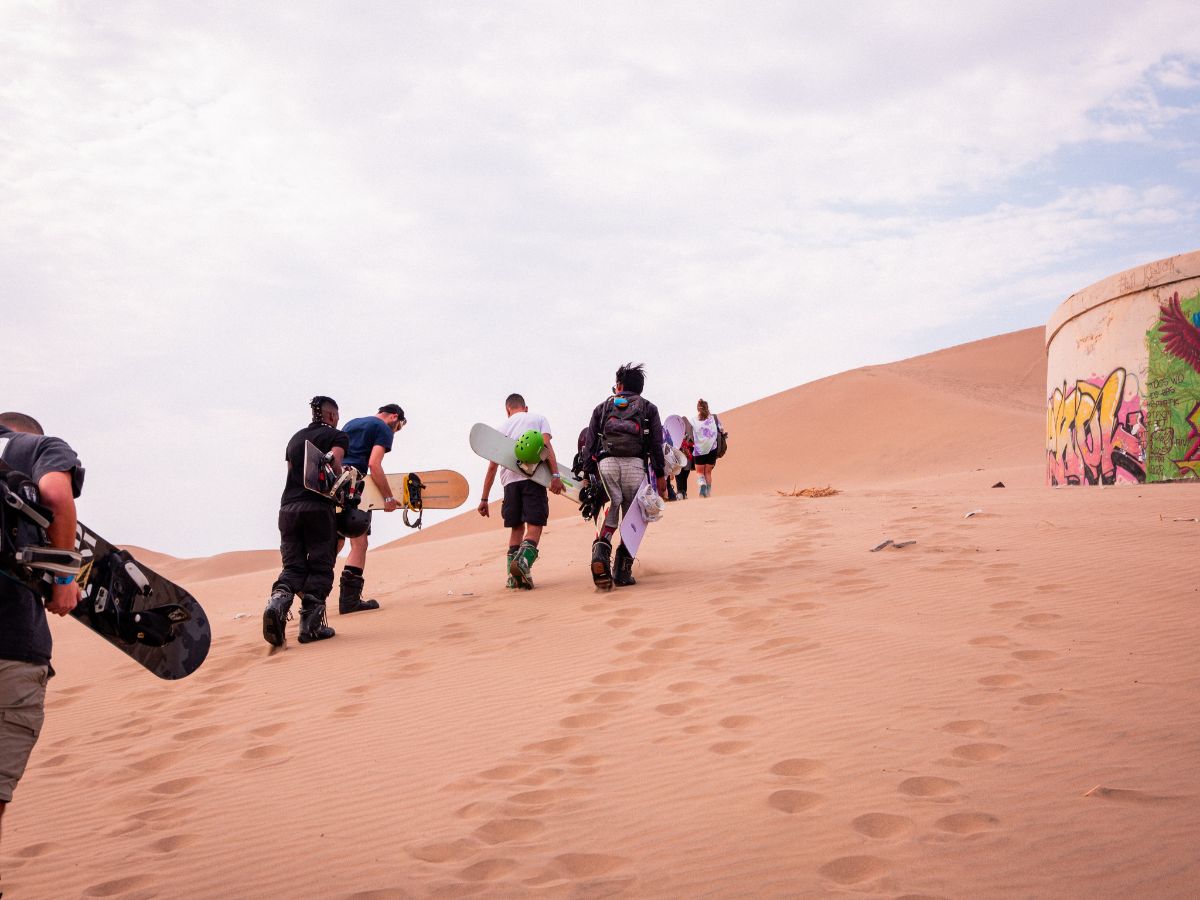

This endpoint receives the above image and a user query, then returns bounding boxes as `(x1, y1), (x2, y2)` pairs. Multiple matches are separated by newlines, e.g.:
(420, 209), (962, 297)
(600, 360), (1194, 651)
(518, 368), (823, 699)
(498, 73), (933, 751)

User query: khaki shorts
(0, 659), (49, 803)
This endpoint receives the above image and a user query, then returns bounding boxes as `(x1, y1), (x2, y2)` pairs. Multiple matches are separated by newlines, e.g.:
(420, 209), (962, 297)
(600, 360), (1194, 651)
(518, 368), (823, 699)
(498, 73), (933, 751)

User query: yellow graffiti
(1046, 368), (1145, 484)
(1046, 369), (1127, 457)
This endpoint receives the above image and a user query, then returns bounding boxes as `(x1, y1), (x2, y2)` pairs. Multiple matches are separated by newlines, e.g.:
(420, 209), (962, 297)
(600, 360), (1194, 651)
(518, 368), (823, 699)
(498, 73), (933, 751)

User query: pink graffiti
(1046, 368), (1146, 485)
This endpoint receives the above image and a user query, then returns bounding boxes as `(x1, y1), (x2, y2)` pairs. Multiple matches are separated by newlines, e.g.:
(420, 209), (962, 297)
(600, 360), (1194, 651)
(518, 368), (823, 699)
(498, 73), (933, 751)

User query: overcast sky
(4, 1), (1198, 557)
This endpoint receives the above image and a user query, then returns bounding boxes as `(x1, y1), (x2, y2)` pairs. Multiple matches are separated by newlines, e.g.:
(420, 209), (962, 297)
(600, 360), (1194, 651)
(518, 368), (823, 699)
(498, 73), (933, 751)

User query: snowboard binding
(403, 472), (425, 529)
(83, 548), (190, 647)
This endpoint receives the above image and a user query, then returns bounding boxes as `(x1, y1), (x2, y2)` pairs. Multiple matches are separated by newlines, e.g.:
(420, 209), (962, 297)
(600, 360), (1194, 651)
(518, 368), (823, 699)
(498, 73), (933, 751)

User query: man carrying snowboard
(337, 403), (405, 614)
(0, 412), (84, 852)
(476, 394), (563, 589)
(579, 364), (667, 590)
(263, 396), (349, 647)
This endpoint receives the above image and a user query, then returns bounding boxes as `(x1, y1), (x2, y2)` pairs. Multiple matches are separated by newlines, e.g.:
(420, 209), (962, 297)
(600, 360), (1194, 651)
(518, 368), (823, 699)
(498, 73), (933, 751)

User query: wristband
(384, 496), (395, 503)
(551, 473), (561, 480)
(54, 574), (76, 585)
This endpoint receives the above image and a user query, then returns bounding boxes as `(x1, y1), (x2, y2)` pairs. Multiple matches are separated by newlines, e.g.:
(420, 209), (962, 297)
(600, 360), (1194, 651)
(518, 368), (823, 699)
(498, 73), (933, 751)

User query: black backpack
(601, 395), (651, 458)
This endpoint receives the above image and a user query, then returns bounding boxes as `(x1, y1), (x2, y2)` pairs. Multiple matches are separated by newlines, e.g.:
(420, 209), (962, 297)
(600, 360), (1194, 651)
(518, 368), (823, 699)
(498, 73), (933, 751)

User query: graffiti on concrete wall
(1046, 368), (1147, 485)
(1145, 290), (1200, 481)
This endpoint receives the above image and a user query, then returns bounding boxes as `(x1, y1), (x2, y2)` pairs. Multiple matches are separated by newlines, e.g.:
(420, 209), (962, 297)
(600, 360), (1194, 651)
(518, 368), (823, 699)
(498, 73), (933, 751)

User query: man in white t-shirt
(477, 393), (564, 588)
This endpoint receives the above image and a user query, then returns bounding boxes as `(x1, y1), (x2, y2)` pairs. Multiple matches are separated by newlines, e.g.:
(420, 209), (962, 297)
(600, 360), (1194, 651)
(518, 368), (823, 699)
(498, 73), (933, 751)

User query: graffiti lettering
(1046, 368), (1147, 485)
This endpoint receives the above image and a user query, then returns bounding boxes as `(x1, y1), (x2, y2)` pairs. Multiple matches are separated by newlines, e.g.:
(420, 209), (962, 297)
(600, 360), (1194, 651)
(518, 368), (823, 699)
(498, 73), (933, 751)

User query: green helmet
(514, 429), (545, 464)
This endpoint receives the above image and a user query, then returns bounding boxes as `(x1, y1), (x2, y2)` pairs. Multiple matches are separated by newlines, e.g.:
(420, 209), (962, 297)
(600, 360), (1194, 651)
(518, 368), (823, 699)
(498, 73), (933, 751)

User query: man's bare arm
(478, 461), (499, 516)
(38, 470), (80, 615)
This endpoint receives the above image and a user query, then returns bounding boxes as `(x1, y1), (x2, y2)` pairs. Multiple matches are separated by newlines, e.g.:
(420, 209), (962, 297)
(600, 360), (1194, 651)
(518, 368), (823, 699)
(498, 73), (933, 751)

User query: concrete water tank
(1045, 250), (1200, 485)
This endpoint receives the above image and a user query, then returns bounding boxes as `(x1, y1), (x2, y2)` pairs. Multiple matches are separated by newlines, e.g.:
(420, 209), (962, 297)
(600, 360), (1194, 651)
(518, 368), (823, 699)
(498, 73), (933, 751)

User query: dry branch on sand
(777, 486), (840, 498)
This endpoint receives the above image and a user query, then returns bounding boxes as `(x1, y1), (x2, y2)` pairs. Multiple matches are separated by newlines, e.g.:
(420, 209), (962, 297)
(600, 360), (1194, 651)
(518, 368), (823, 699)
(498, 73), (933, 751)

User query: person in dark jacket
(578, 363), (667, 590)
(263, 396), (349, 647)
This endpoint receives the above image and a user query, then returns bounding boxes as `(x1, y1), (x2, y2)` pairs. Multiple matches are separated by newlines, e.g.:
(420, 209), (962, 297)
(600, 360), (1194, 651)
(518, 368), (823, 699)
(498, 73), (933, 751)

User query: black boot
(614, 543), (636, 587)
(298, 595), (336, 643)
(338, 570), (380, 614)
(262, 587), (293, 647)
(591, 538), (613, 591)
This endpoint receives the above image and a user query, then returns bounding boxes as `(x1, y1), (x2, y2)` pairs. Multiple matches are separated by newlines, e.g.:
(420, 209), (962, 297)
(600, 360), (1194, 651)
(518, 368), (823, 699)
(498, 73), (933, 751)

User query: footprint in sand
(1012, 649), (1058, 661)
(718, 715), (760, 731)
(934, 812), (1000, 834)
(149, 776), (205, 796)
(149, 833), (200, 852)
(240, 743), (289, 762)
(709, 741), (751, 755)
(952, 743), (1008, 762)
(969, 635), (1014, 648)
(408, 838), (478, 863)
(898, 776), (960, 798)
(851, 813), (914, 840)
(978, 674), (1023, 688)
(457, 858), (519, 881)
(613, 640), (644, 653)
(249, 722), (290, 738)
(638, 649), (689, 664)
(631, 627), (662, 637)
(171, 724), (226, 742)
(817, 855), (891, 885)
(673, 623), (703, 633)
(15, 841), (59, 858)
(521, 736), (582, 756)
(592, 666), (659, 685)
(770, 758), (826, 778)
(941, 720), (990, 736)
(559, 712), (612, 729)
(82, 874), (157, 896)
(656, 699), (707, 717)
(473, 818), (546, 845)
(504, 787), (588, 810)
(767, 790), (824, 813)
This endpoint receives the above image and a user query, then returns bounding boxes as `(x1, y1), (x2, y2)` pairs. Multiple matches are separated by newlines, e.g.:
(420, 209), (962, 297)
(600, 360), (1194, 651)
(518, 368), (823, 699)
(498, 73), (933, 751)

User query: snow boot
(510, 539), (538, 590)
(591, 537), (613, 591)
(262, 587), (293, 647)
(614, 543), (636, 587)
(297, 595), (336, 644)
(338, 570), (380, 614)
(505, 547), (518, 588)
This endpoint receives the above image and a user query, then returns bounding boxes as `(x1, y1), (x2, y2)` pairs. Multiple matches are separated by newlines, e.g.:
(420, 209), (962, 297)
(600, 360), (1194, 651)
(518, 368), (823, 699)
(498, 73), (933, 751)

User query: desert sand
(4, 326), (1199, 898)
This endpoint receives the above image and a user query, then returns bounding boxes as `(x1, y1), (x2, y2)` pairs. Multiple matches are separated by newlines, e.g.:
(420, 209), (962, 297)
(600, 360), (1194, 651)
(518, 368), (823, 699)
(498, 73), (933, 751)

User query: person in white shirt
(692, 399), (724, 497)
(477, 394), (564, 588)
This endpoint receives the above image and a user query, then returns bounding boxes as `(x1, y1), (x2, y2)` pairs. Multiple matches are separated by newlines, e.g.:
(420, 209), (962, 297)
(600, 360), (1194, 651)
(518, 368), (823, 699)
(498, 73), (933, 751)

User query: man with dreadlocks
(263, 396), (350, 647)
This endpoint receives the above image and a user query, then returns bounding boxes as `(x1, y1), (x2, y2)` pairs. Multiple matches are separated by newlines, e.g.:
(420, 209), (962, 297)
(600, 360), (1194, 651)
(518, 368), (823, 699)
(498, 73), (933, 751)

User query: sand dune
(5, 326), (1198, 899)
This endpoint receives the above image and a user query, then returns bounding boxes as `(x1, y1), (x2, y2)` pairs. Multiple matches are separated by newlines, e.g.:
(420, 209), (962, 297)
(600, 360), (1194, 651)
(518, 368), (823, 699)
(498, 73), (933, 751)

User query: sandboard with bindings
(469, 423), (589, 503)
(1, 463), (210, 679)
(70, 524), (212, 679)
(616, 415), (684, 560)
(358, 470), (469, 512)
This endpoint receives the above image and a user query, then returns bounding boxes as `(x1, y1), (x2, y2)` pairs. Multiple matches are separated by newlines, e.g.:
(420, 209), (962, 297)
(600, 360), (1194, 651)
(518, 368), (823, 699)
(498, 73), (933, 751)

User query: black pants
(675, 466), (691, 496)
(274, 505), (338, 601)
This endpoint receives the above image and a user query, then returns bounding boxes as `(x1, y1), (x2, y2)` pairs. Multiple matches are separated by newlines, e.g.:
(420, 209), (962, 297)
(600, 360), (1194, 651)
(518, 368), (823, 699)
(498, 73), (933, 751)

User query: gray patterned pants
(599, 456), (647, 531)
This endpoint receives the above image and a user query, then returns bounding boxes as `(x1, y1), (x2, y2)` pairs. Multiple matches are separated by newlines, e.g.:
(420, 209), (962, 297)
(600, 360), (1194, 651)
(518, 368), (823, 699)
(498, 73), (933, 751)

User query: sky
(3, 1), (1199, 557)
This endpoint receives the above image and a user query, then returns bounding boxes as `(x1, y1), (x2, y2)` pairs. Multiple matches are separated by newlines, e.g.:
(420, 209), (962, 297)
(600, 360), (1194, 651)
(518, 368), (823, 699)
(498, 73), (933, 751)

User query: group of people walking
(259, 364), (727, 645)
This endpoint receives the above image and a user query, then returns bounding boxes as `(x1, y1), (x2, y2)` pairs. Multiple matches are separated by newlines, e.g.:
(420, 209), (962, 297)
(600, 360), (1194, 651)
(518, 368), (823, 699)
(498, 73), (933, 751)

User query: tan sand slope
(4, 326), (1198, 898)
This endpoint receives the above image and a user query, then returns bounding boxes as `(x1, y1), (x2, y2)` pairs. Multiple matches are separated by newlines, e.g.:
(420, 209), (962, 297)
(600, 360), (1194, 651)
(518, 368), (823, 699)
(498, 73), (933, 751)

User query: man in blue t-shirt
(338, 403), (405, 613)
(0, 411), (83, 851)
